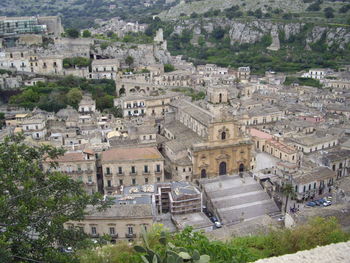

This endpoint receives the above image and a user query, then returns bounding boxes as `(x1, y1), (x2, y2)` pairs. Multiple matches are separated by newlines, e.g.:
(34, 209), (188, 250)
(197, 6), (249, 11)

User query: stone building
(101, 146), (164, 194)
(292, 166), (336, 201)
(166, 99), (253, 180)
(90, 59), (119, 79)
(66, 202), (154, 242)
(42, 150), (98, 194)
(114, 92), (182, 119)
(250, 128), (300, 165)
(78, 94), (96, 114)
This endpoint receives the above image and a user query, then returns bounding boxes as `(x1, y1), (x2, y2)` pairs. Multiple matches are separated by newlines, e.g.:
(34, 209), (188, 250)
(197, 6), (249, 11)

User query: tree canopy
(0, 135), (110, 263)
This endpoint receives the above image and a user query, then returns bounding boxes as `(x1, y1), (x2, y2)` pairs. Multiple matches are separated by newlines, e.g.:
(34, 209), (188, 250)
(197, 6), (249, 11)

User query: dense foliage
(0, 135), (111, 263)
(63, 57), (92, 69)
(9, 76), (116, 112)
(78, 217), (349, 263)
(284, 77), (323, 88)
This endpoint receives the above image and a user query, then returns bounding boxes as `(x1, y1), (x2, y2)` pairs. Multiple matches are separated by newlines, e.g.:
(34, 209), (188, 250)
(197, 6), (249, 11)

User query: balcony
(86, 181), (96, 186)
(104, 173), (113, 177)
(130, 171), (137, 176)
(86, 169), (94, 174)
(105, 185), (115, 190)
(143, 170), (150, 175)
(125, 233), (136, 238)
(117, 172), (124, 176)
(90, 233), (99, 238)
(110, 233), (119, 239)
(155, 170), (162, 174)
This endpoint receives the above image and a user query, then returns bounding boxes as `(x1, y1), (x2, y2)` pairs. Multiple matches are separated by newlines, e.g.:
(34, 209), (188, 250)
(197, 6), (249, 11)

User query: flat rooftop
(202, 175), (280, 224)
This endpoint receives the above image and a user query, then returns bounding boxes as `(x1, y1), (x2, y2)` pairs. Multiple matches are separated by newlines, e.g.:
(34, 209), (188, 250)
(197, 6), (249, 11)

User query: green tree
(324, 7), (334, 18)
(66, 88), (83, 108)
(164, 64), (175, 72)
(0, 112), (4, 129)
(109, 106), (123, 118)
(0, 135), (110, 263)
(96, 94), (114, 111)
(281, 183), (295, 214)
(125, 55), (134, 69)
(82, 30), (92, 38)
(66, 28), (80, 38)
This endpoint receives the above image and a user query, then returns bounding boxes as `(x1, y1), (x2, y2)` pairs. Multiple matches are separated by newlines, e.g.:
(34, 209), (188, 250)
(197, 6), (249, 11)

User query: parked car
(210, 216), (219, 223)
(323, 200), (332, 206)
(306, 201), (316, 207)
(214, 221), (222, 228)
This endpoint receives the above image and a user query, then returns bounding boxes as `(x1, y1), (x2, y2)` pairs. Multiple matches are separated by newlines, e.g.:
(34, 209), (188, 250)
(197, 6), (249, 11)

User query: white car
(323, 200), (332, 206)
(214, 221), (222, 228)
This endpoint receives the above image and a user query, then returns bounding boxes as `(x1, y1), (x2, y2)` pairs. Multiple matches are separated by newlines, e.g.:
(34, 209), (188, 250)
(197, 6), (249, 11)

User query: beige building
(168, 99), (253, 180)
(66, 203), (154, 242)
(90, 59), (119, 79)
(101, 146), (164, 194)
(43, 150), (98, 194)
(288, 135), (338, 154)
(114, 92), (182, 119)
(250, 128), (300, 164)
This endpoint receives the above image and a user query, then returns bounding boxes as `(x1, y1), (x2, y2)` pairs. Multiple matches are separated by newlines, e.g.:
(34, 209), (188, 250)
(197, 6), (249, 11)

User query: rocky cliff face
(97, 43), (172, 66)
(173, 18), (350, 49)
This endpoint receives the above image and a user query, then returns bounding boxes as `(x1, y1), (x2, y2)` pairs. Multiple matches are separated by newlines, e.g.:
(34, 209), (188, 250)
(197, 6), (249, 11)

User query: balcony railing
(90, 233), (99, 238)
(110, 233), (119, 239)
(117, 172), (124, 176)
(104, 173), (113, 177)
(86, 181), (95, 186)
(143, 170), (150, 175)
(155, 170), (162, 174)
(130, 171), (137, 176)
(125, 233), (136, 238)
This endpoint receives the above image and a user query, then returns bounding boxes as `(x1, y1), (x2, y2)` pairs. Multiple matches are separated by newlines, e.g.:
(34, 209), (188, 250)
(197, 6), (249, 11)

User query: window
(144, 165), (149, 173)
(118, 167), (123, 174)
(221, 131), (226, 140)
(106, 167), (110, 175)
(314, 182), (316, 189)
(131, 166), (136, 174)
(183, 168), (186, 172)
(107, 180), (112, 187)
(145, 178), (148, 184)
(156, 164), (161, 173)
(128, 226), (133, 234)
(119, 179), (123, 185)
(157, 177), (161, 182)
(91, 226), (97, 235)
(308, 184), (311, 191)
(132, 178), (136, 185)
(303, 186), (306, 192)
(109, 227), (115, 235)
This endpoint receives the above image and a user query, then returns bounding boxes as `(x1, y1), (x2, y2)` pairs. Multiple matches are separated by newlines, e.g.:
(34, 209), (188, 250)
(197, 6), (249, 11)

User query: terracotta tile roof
(45, 152), (88, 163)
(250, 128), (273, 140)
(101, 147), (163, 162)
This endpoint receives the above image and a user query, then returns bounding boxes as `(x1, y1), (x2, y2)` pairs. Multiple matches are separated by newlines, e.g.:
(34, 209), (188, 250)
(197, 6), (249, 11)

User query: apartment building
(101, 146), (164, 195)
(42, 150), (97, 194)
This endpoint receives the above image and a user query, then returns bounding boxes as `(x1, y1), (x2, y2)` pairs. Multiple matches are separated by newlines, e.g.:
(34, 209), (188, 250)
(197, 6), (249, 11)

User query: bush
(164, 64), (175, 72)
(307, 1), (321, 11)
(82, 30), (91, 38)
(211, 27), (226, 40)
(63, 57), (91, 68)
(65, 28), (80, 38)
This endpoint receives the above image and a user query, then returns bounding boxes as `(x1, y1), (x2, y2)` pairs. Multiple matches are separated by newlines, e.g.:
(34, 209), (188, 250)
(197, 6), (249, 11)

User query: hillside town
(1, 15), (350, 244)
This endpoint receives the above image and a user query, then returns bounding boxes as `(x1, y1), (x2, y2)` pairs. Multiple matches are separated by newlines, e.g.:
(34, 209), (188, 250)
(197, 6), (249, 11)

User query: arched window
(221, 131), (226, 140)
(219, 93), (222, 103)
